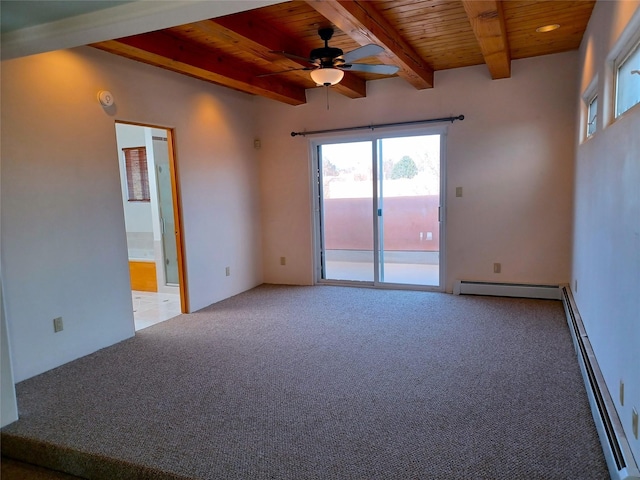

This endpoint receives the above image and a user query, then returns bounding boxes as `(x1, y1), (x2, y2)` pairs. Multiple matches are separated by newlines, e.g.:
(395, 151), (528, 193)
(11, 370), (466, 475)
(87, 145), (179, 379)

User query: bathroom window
(615, 38), (640, 117)
(123, 147), (150, 202)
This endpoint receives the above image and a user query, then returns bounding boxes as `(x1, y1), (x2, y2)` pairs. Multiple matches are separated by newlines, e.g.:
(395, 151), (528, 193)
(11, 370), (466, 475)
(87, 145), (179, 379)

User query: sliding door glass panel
(378, 135), (440, 286)
(319, 142), (374, 281)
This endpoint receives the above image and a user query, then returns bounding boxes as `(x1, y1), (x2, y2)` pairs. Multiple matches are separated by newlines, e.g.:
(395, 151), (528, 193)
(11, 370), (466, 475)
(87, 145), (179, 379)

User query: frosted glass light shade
(310, 68), (344, 86)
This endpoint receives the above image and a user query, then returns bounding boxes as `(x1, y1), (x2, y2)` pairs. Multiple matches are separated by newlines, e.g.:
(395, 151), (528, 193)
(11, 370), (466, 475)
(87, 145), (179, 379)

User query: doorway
(313, 131), (444, 289)
(114, 122), (187, 329)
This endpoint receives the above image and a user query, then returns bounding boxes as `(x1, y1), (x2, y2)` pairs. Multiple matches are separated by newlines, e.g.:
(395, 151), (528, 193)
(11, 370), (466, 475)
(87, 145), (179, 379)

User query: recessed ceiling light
(536, 24), (560, 33)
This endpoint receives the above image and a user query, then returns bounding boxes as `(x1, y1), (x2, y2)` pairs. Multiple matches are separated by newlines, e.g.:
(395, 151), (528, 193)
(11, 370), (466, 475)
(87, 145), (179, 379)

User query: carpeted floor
(1, 285), (608, 479)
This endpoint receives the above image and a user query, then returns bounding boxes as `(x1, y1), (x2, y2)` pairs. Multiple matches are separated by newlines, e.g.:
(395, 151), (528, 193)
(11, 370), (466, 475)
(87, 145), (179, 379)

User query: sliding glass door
(316, 131), (443, 288)
(319, 141), (375, 281)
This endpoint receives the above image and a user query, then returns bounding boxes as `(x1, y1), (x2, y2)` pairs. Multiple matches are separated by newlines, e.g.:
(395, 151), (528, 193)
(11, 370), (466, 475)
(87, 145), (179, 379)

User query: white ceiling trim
(1, 0), (283, 60)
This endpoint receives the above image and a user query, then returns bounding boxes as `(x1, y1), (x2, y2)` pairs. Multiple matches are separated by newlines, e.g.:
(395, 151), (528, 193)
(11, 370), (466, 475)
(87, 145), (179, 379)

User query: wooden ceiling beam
(461, 0), (511, 79)
(305, 0), (434, 89)
(201, 16), (367, 99)
(91, 32), (307, 106)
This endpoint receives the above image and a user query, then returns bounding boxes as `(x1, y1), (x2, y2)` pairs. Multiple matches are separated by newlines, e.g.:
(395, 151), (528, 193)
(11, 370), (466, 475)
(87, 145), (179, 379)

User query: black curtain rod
(290, 115), (464, 137)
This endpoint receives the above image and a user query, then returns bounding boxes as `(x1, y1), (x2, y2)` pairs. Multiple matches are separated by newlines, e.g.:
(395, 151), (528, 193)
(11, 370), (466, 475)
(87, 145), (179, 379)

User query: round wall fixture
(97, 90), (114, 107)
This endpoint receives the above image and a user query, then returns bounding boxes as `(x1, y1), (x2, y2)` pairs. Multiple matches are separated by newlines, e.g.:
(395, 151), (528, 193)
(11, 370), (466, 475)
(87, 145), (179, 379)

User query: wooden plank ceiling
(91, 0), (595, 106)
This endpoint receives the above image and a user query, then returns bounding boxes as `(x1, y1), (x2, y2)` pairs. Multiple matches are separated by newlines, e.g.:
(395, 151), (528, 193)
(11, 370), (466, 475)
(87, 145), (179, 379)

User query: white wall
(574, 0), (640, 462)
(147, 128), (166, 245)
(256, 52), (578, 292)
(1, 46), (263, 382)
(115, 123), (154, 237)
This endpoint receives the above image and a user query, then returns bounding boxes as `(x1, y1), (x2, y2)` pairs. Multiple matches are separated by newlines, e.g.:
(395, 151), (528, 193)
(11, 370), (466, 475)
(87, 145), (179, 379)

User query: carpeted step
(1, 456), (85, 480)
(1, 433), (192, 480)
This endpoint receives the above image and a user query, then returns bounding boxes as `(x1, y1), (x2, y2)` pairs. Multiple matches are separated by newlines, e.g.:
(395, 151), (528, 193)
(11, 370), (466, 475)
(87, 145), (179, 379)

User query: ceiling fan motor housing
(310, 46), (344, 66)
(311, 27), (344, 67)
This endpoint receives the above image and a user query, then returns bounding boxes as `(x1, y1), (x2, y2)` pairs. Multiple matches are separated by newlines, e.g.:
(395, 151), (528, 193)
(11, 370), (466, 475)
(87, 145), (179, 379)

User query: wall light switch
(280, 257), (286, 266)
(53, 317), (64, 333)
(455, 187), (463, 197)
(493, 263), (501, 274)
(225, 267), (231, 277)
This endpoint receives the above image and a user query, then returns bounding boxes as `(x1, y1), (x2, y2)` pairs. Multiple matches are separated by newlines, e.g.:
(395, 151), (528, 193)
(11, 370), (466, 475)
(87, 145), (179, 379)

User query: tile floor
(131, 290), (181, 331)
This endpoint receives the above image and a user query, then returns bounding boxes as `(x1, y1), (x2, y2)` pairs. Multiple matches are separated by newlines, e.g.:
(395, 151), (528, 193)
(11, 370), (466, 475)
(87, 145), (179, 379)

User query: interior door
(316, 132), (443, 289)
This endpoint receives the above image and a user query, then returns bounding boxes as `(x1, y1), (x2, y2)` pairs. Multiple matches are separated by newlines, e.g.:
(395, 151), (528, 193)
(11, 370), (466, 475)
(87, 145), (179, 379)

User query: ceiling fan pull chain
(326, 85), (330, 110)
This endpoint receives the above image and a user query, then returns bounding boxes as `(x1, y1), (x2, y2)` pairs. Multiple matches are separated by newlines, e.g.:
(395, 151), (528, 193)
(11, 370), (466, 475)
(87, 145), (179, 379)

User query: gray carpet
(2, 285), (608, 479)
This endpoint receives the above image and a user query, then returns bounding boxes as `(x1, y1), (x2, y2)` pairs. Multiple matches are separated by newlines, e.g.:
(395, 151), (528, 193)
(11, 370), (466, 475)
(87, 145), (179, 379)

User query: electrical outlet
(280, 256), (286, 266)
(493, 263), (501, 274)
(53, 317), (63, 333)
(225, 267), (230, 277)
(620, 380), (625, 406)
(633, 408), (638, 439)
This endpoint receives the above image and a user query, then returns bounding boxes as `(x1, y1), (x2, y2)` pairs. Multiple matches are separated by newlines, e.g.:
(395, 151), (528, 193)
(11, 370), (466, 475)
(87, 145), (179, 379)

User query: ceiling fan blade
(256, 67), (312, 78)
(341, 44), (384, 63)
(342, 63), (400, 75)
(269, 51), (318, 65)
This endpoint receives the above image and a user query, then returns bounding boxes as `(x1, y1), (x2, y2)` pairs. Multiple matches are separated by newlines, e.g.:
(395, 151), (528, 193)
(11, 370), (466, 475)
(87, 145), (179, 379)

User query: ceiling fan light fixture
(310, 68), (344, 86)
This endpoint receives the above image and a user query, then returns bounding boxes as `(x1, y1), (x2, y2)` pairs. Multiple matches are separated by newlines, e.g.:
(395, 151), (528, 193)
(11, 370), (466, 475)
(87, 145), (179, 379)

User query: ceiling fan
(266, 28), (399, 86)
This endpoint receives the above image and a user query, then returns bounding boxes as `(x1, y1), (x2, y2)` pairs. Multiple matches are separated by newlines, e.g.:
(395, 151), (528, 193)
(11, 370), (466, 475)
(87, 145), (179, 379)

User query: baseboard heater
(561, 285), (640, 480)
(453, 281), (562, 300)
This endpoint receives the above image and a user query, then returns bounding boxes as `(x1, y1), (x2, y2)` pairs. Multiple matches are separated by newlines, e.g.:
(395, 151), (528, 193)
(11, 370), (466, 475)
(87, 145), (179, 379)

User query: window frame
(587, 94), (598, 138)
(123, 146), (151, 202)
(606, 9), (640, 126)
(581, 74), (598, 143)
(614, 38), (640, 118)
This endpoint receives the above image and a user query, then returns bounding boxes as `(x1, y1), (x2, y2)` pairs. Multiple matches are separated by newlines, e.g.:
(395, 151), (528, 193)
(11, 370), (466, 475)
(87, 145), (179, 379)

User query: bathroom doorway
(114, 122), (187, 329)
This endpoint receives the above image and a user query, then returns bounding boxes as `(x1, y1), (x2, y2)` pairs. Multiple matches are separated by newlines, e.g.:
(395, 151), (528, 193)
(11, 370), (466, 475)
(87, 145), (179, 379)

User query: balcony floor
(324, 250), (439, 286)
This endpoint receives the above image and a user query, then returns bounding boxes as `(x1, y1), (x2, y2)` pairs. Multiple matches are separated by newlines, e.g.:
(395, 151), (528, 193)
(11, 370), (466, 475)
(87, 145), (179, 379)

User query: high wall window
(123, 147), (150, 202)
(615, 39), (640, 117)
(587, 95), (598, 137)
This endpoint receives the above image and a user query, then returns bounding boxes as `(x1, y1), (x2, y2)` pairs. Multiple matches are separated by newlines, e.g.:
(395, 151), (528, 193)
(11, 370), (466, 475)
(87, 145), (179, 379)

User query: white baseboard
(561, 285), (640, 480)
(453, 280), (561, 300)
